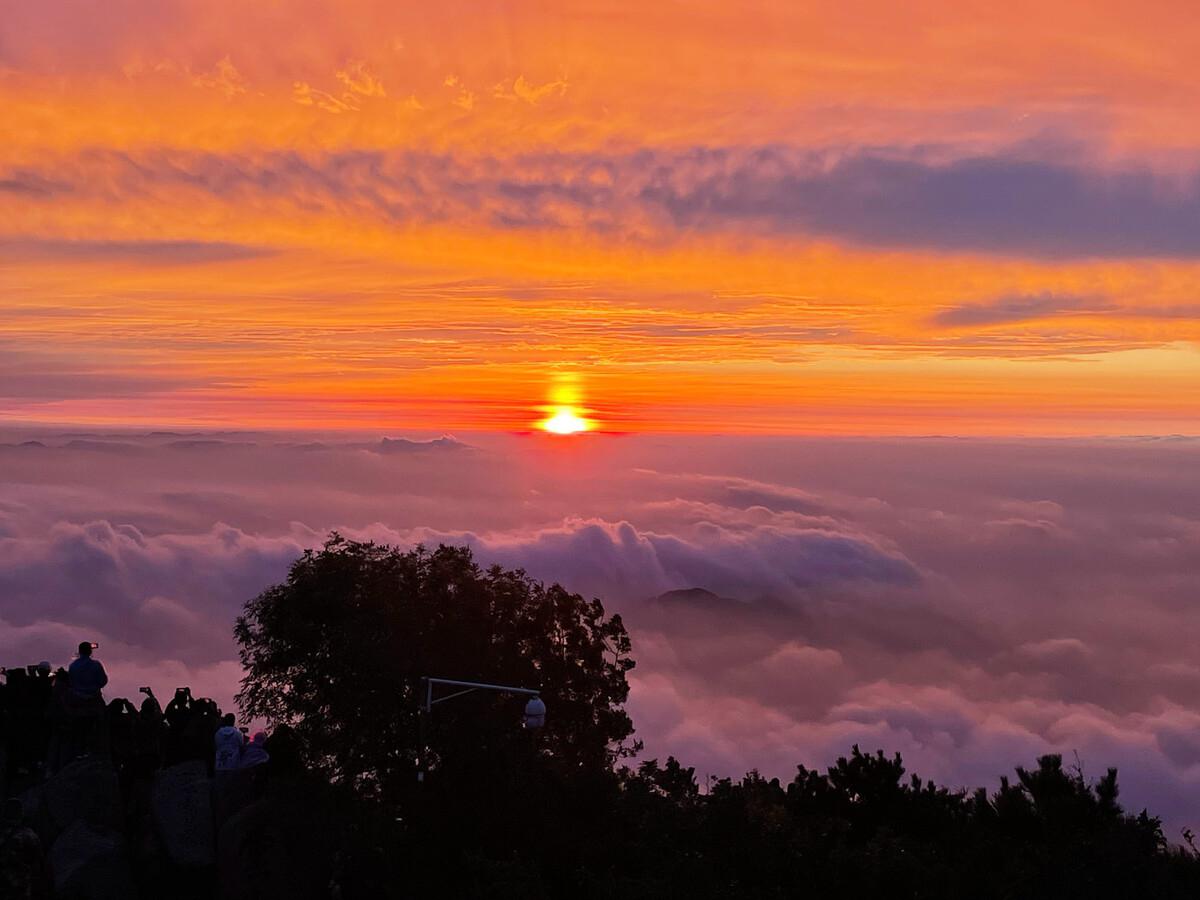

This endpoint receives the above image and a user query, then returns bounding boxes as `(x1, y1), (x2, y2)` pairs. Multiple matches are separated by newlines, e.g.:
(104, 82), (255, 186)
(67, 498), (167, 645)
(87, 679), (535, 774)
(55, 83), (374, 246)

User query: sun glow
(540, 407), (592, 434)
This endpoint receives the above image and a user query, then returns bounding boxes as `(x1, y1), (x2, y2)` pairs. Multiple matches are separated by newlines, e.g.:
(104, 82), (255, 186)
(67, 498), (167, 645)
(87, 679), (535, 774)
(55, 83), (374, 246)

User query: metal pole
(424, 677), (541, 702)
(415, 676), (541, 783)
(417, 677), (429, 782)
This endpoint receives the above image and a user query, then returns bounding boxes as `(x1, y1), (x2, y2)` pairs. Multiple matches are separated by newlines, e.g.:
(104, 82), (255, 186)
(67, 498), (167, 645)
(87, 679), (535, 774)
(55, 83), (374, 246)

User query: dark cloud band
(8, 146), (1200, 259)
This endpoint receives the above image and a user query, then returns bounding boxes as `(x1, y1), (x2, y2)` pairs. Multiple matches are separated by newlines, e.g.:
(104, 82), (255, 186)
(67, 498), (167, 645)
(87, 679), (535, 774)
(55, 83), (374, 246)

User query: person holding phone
(164, 686), (194, 764)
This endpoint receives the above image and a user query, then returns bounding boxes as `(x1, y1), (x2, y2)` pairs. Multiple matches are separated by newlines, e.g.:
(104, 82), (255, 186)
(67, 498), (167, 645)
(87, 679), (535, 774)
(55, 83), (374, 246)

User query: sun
(539, 406), (592, 434)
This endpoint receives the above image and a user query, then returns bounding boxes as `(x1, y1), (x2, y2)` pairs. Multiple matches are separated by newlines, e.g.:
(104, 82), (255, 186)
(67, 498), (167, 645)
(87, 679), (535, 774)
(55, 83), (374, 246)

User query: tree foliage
(235, 535), (636, 799)
(599, 748), (1199, 900)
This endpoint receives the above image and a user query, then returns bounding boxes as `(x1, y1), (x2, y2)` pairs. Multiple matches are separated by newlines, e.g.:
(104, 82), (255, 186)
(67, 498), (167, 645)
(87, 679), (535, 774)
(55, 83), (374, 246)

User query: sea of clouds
(2, 429), (1199, 832)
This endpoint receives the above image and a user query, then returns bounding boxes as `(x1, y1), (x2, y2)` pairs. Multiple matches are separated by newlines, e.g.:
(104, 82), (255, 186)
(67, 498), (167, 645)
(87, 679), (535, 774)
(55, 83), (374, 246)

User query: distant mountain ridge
(651, 587), (743, 608)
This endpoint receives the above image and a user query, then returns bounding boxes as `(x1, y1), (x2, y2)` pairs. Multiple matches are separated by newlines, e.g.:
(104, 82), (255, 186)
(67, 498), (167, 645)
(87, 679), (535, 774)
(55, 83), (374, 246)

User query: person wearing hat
(67, 642), (107, 702)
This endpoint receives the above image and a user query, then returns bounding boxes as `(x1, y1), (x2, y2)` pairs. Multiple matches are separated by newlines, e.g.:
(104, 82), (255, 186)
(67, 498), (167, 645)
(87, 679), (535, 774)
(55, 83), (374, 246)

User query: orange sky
(2, 0), (1199, 433)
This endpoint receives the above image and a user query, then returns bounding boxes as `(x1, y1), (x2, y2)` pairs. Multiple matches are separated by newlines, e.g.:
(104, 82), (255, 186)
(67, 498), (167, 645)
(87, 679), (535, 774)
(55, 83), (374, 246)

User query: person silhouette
(2, 667), (36, 778)
(66, 641), (108, 758)
(45, 668), (73, 774)
(164, 687), (193, 765)
(214, 713), (244, 773)
(67, 642), (107, 702)
(134, 688), (165, 774)
(186, 698), (219, 769)
(107, 698), (140, 784)
(28, 662), (53, 769)
(239, 730), (271, 800)
(240, 731), (270, 770)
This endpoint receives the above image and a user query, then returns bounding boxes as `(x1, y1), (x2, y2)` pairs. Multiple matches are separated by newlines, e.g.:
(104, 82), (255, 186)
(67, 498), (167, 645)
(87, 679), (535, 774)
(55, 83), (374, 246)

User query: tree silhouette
(234, 534), (636, 801)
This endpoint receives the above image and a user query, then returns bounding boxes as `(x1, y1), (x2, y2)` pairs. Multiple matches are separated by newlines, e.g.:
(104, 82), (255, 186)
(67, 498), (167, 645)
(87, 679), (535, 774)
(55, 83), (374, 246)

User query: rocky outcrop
(211, 768), (262, 832)
(50, 820), (135, 900)
(151, 760), (214, 867)
(216, 800), (296, 900)
(41, 757), (122, 835)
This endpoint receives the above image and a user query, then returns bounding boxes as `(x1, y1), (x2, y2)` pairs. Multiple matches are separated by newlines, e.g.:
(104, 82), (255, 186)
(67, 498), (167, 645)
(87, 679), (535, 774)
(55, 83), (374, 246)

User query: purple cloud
(12, 146), (1200, 258)
(932, 293), (1110, 326)
(0, 237), (273, 265)
(2, 431), (1200, 833)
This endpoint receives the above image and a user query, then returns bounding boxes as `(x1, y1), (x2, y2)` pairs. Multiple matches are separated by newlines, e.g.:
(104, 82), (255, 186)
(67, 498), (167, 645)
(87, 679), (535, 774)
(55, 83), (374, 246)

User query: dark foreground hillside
(4, 731), (1199, 900)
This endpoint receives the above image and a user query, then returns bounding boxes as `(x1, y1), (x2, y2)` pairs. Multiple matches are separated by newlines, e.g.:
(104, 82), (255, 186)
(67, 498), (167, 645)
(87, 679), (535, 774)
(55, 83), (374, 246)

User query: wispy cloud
(493, 74), (568, 104)
(335, 60), (386, 98)
(934, 293), (1200, 327)
(190, 56), (247, 98)
(293, 81), (357, 113)
(932, 294), (1110, 326)
(0, 237), (273, 265)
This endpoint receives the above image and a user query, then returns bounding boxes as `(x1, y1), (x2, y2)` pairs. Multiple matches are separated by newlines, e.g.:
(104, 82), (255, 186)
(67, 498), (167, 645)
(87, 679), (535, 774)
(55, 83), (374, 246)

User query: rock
(211, 768), (261, 832)
(50, 820), (135, 900)
(151, 760), (214, 867)
(216, 800), (296, 900)
(40, 757), (122, 835)
(16, 783), (53, 845)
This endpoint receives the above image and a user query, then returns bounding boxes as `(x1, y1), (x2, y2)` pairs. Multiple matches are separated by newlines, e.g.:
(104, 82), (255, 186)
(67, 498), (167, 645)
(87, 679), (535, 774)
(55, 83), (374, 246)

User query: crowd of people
(0, 643), (282, 898)
(0, 642), (269, 791)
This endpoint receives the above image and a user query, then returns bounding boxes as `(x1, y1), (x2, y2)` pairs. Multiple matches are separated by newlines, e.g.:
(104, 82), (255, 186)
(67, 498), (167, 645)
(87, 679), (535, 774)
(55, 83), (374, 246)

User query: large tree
(234, 535), (636, 799)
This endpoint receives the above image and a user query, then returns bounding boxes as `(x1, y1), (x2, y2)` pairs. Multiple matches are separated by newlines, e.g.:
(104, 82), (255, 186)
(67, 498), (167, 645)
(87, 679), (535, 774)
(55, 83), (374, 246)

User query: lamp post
(417, 676), (546, 782)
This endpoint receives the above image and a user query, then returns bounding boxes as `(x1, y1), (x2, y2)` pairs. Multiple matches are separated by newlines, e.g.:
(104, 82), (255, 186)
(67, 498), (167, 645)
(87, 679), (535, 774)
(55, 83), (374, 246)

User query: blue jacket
(68, 656), (108, 699)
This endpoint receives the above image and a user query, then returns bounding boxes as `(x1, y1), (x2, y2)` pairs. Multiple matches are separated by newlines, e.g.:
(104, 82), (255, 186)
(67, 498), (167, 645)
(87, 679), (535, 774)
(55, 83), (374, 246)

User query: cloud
(293, 81), (357, 113)
(932, 293), (1109, 327)
(0, 520), (306, 667)
(0, 172), (71, 197)
(0, 237), (272, 265)
(335, 60), (385, 98)
(400, 516), (919, 605)
(636, 149), (1200, 259)
(0, 343), (242, 405)
(13, 146), (1200, 258)
(634, 470), (833, 516)
(934, 293), (1200, 327)
(0, 368), (201, 403)
(493, 74), (569, 104)
(191, 55), (247, 98)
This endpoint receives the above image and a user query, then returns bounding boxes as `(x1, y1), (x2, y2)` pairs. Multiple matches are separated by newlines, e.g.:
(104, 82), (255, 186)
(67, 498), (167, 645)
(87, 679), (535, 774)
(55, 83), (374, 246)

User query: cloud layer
(3, 430), (1199, 832)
